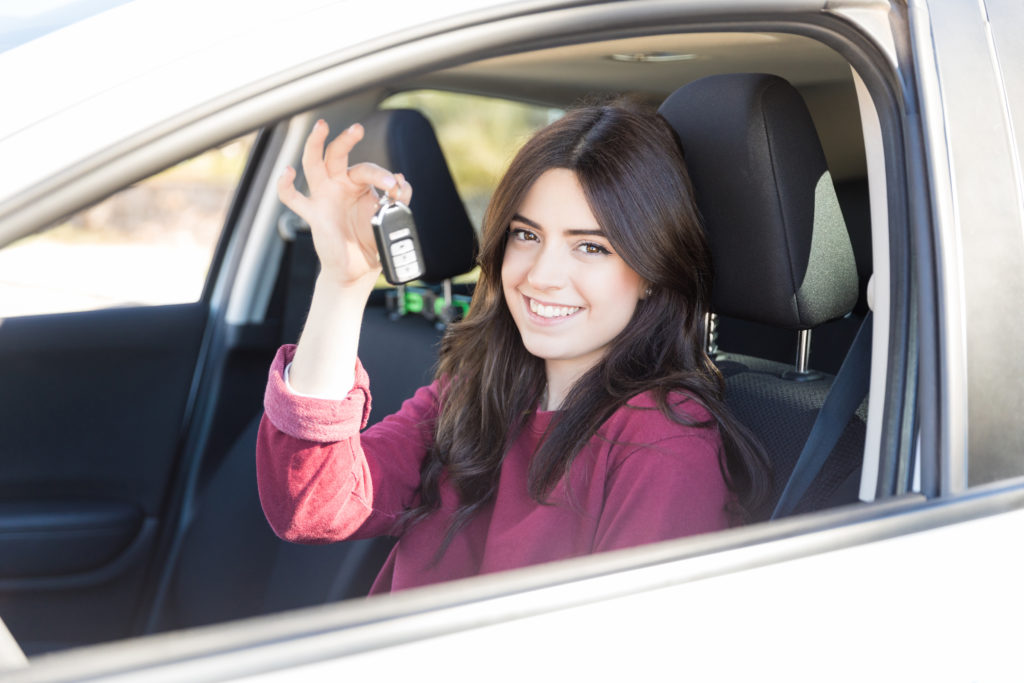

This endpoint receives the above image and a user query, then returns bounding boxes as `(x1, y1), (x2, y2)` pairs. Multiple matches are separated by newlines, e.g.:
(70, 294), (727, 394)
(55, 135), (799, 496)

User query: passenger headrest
(658, 74), (858, 330)
(348, 108), (478, 283)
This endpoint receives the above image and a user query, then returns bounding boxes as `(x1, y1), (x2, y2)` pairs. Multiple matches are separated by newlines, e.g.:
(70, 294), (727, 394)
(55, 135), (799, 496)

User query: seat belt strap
(772, 312), (873, 519)
(282, 230), (319, 345)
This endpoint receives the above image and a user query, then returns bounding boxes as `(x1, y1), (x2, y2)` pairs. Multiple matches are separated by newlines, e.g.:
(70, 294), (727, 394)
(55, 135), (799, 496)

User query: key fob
(371, 196), (425, 285)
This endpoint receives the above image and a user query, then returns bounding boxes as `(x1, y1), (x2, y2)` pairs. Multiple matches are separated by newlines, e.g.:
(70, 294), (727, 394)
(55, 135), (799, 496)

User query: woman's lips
(524, 294), (582, 322)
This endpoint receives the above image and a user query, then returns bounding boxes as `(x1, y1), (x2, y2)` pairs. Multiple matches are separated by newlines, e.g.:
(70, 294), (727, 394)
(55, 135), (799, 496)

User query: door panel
(0, 303), (207, 653)
(0, 500), (142, 578)
(0, 130), (260, 654)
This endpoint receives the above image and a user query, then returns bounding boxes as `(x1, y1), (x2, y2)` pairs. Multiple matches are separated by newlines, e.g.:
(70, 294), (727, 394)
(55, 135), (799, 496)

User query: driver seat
(659, 73), (867, 520)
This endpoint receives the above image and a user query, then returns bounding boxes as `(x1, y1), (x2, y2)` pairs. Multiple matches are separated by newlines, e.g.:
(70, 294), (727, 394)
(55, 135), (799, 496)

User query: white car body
(1, 0), (1022, 679)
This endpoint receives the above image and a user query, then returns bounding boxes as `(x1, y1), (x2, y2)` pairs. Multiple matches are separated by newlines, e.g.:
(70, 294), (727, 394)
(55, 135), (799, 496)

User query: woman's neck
(543, 359), (590, 411)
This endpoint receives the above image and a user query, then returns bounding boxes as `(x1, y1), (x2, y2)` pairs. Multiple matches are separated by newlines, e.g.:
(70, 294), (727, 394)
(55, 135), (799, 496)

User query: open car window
(0, 134), (255, 317)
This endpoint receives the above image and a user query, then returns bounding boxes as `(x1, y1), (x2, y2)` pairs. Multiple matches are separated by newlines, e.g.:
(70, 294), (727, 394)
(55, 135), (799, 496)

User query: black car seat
(658, 73), (868, 520)
(151, 109), (478, 631)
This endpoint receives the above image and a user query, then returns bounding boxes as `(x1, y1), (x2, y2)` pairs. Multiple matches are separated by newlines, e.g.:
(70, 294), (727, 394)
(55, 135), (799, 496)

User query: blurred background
(0, 90), (562, 318)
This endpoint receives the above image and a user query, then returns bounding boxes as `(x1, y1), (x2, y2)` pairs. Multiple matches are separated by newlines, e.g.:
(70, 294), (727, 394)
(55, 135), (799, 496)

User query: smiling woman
(256, 101), (770, 593)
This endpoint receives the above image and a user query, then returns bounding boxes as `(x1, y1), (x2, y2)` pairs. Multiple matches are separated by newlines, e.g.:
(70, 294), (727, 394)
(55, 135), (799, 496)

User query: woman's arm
(277, 119), (412, 397)
(257, 346), (439, 542)
(257, 120), (427, 542)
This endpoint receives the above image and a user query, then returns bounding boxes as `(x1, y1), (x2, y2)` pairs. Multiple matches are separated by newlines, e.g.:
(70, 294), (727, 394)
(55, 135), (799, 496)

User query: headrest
(658, 74), (858, 330)
(348, 109), (478, 283)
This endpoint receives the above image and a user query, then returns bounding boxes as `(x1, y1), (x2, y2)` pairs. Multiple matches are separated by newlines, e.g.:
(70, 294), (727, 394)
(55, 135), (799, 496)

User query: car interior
(0, 27), (891, 654)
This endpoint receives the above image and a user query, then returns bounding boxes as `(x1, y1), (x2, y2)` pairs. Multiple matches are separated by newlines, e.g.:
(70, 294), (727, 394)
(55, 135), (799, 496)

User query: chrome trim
(852, 68), (890, 501)
(907, 0), (967, 495)
(795, 328), (812, 373)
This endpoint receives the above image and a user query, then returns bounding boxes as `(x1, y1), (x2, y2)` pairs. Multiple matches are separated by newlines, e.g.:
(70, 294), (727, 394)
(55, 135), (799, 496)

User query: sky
(0, 0), (134, 52)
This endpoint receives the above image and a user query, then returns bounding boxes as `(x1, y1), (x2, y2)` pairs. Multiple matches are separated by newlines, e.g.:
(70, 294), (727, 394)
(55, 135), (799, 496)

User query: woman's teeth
(529, 298), (580, 318)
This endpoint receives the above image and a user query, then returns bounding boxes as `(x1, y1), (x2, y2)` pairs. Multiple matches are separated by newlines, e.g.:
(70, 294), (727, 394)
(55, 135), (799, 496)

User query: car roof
(0, 0), (851, 246)
(0, 0), (514, 212)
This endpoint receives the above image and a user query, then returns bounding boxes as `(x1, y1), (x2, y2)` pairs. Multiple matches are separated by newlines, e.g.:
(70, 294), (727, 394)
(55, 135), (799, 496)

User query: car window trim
(12, 476), (1024, 682)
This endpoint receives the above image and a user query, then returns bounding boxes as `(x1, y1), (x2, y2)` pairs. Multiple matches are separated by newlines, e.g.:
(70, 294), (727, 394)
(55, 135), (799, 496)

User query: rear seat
(659, 73), (869, 520)
(152, 109), (478, 631)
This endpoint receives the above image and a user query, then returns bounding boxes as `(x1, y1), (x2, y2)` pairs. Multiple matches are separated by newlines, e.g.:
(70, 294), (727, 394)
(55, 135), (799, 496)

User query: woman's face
(501, 168), (646, 382)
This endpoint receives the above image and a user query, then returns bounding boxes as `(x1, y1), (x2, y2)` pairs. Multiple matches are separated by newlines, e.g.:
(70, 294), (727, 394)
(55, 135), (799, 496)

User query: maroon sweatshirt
(257, 345), (731, 593)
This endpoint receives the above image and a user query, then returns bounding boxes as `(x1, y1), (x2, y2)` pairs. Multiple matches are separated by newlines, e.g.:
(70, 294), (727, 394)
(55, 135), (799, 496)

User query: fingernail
(381, 176), (397, 188)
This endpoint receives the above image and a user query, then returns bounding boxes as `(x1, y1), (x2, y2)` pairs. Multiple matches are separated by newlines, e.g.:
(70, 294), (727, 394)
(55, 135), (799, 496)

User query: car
(1, 0), (1023, 679)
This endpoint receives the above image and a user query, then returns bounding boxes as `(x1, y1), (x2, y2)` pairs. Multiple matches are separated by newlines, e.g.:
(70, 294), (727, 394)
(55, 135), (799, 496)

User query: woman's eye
(509, 227), (538, 242)
(580, 241), (611, 255)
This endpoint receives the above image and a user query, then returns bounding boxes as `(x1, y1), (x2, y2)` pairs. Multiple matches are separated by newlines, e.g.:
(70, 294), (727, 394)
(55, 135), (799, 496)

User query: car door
(0, 132), (262, 654)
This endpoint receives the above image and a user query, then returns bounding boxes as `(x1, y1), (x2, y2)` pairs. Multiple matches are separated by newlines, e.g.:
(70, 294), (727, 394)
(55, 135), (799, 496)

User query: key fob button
(393, 251), (418, 267)
(396, 263), (422, 280)
(390, 239), (414, 256)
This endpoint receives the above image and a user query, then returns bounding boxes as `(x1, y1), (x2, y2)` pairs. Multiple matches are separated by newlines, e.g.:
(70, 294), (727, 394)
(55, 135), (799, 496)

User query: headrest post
(796, 328), (811, 374)
(435, 278), (458, 330)
(389, 284), (406, 321)
(705, 312), (719, 357)
(783, 329), (823, 382)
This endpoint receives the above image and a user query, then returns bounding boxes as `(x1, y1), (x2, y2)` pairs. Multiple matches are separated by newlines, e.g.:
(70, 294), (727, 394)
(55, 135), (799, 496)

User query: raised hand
(277, 119), (413, 286)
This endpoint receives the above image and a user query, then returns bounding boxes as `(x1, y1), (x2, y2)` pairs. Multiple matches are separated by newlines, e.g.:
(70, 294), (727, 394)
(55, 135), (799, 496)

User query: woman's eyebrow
(511, 213), (542, 230)
(511, 213), (604, 237)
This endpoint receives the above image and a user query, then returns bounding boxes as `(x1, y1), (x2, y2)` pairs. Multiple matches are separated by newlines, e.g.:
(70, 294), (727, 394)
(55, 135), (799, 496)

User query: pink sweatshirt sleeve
(594, 427), (731, 553)
(256, 345), (438, 543)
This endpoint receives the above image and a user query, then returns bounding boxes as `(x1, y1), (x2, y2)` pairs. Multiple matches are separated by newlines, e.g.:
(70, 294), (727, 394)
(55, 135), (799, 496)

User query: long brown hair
(405, 101), (770, 544)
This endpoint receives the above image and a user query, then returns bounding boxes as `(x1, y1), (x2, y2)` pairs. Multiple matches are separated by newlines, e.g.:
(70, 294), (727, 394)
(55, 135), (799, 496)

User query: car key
(371, 190), (425, 285)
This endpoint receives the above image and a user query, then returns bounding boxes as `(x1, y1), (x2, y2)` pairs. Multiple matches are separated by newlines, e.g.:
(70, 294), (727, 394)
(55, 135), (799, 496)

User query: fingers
(276, 165), (312, 216)
(288, 118), (413, 211)
(347, 162), (399, 198)
(301, 119), (330, 191)
(324, 123), (365, 179)
(394, 173), (412, 205)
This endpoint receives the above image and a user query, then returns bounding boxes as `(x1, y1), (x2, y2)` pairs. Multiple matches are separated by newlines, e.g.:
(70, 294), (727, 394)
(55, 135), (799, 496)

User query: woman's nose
(526, 244), (568, 290)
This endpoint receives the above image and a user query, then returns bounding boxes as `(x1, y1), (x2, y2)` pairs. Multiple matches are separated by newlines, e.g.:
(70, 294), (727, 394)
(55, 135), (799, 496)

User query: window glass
(0, 133), (256, 317)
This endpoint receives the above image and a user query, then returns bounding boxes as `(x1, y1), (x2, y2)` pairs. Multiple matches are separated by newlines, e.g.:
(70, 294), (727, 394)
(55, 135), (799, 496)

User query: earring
(645, 286), (653, 297)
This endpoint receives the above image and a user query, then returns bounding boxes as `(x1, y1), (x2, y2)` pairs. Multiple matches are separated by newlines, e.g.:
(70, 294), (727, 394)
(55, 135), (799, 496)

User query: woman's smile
(525, 295), (582, 321)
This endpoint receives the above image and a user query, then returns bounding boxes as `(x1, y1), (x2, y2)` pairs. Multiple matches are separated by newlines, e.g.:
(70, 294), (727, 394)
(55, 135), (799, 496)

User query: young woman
(257, 102), (769, 593)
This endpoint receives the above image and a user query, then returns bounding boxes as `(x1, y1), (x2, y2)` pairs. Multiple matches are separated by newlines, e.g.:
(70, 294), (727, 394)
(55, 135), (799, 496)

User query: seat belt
(281, 229), (319, 345)
(771, 312), (873, 519)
